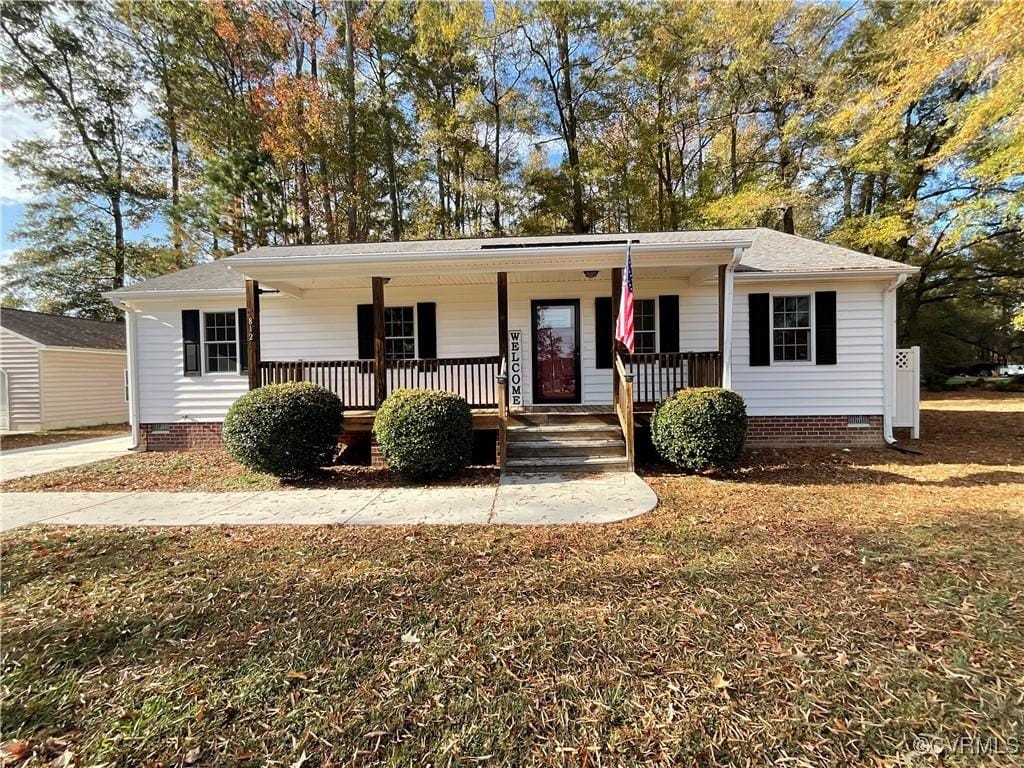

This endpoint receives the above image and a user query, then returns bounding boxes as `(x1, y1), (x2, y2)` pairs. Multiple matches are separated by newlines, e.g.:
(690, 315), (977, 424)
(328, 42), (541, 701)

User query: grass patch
(1, 395), (1022, 765)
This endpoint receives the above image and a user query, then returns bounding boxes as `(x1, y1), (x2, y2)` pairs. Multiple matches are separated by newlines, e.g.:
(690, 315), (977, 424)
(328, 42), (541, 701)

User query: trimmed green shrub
(223, 382), (342, 477)
(650, 387), (747, 472)
(373, 388), (473, 480)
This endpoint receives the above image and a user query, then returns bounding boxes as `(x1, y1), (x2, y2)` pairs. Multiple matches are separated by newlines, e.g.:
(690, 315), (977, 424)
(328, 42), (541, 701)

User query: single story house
(0, 308), (128, 432)
(104, 228), (920, 470)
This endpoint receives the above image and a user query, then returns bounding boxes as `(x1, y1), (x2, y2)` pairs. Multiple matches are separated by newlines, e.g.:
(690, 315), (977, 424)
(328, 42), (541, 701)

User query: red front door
(532, 300), (581, 403)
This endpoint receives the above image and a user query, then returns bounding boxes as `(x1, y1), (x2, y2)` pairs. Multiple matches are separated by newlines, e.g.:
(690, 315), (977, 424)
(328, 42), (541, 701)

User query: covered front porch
(227, 238), (746, 469)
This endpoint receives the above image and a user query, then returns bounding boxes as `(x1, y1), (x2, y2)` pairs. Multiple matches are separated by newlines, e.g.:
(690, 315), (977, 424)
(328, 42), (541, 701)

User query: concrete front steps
(505, 411), (629, 473)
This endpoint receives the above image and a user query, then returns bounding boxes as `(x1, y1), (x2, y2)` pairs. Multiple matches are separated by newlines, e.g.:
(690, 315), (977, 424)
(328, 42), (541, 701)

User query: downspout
(882, 273), (907, 445)
(721, 247), (744, 389)
(120, 301), (142, 451)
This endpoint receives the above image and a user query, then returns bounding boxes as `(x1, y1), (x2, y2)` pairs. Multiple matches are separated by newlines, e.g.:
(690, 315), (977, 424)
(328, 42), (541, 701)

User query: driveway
(0, 472), (657, 531)
(1, 435), (133, 482)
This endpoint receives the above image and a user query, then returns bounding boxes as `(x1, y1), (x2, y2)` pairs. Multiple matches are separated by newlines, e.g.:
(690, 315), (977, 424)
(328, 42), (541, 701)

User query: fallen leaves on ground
(0, 423), (129, 453)
(0, 394), (1021, 766)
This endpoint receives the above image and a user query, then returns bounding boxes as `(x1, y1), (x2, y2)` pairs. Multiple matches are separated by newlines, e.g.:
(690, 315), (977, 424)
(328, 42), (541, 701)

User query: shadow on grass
(2, 497), (1022, 764)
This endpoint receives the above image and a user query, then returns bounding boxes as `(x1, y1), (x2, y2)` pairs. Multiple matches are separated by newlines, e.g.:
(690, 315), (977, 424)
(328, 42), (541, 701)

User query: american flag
(615, 243), (635, 353)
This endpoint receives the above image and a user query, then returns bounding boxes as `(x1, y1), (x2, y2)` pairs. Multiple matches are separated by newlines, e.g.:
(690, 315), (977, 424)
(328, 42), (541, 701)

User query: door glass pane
(534, 302), (578, 402)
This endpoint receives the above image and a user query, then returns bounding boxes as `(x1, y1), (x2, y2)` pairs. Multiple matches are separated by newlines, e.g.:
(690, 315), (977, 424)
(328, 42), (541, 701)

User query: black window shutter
(749, 293), (770, 366)
(182, 309), (201, 376)
(658, 295), (680, 353)
(417, 302), (437, 359)
(357, 304), (374, 359)
(595, 297), (612, 369)
(237, 308), (248, 372)
(815, 291), (837, 365)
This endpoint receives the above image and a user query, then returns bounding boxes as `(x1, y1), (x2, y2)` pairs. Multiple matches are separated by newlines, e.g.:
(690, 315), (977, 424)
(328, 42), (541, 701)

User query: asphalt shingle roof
(107, 259), (245, 295)
(107, 228), (913, 296)
(0, 308), (125, 350)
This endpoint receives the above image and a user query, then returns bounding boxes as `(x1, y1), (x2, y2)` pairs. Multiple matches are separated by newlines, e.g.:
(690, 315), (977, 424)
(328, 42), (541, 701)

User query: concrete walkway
(1, 435), (133, 481)
(0, 472), (657, 531)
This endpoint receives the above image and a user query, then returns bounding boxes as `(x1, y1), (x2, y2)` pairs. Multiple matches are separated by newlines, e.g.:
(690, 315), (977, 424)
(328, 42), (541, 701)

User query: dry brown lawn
(1, 393), (1021, 766)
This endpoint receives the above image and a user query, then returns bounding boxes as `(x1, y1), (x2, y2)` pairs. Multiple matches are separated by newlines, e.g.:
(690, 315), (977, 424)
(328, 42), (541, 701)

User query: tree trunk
(491, 74), (503, 235)
(556, 22), (585, 234)
(168, 115), (183, 256)
(297, 161), (313, 244)
(343, 0), (358, 241)
(730, 110), (739, 194)
(840, 167), (854, 220)
(112, 193), (125, 289)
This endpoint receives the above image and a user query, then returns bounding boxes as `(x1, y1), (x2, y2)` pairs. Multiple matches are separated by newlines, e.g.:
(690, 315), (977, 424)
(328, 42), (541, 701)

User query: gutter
(882, 273), (908, 446)
(111, 300), (143, 451)
(223, 239), (755, 269)
(733, 267), (919, 281)
(101, 287), (243, 302)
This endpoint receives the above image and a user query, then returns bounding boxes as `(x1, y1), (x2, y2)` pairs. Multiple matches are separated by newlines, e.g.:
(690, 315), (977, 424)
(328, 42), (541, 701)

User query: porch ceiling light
(584, 270), (599, 279)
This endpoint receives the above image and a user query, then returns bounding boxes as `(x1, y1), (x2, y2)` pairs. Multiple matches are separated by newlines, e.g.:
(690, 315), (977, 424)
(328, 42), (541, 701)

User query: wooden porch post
(245, 279), (261, 390)
(611, 266), (622, 404)
(497, 272), (508, 364)
(372, 276), (386, 406)
(717, 264), (726, 386)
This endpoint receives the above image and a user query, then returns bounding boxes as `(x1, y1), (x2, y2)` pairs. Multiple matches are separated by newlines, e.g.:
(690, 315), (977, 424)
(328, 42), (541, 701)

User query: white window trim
(634, 297), (659, 354)
(769, 293), (815, 366)
(384, 305), (417, 360)
(201, 310), (244, 376)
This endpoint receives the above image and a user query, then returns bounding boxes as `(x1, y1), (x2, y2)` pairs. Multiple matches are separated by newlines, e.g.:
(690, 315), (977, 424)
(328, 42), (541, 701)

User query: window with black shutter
(595, 297), (612, 369)
(182, 310), (201, 376)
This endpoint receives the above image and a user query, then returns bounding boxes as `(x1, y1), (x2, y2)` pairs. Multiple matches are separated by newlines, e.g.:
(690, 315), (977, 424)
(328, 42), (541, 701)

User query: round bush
(650, 387), (748, 472)
(223, 382), (342, 477)
(373, 388), (472, 480)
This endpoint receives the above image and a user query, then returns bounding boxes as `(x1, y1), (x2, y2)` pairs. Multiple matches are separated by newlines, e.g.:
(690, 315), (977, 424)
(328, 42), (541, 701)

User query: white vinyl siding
(134, 300), (248, 424)
(732, 280), (884, 416)
(129, 275), (887, 423)
(39, 349), (128, 429)
(0, 328), (42, 431)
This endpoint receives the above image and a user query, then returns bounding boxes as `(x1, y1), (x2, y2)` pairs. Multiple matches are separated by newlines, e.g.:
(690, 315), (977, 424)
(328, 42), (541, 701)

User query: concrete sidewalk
(0, 472), (657, 531)
(1, 435), (133, 481)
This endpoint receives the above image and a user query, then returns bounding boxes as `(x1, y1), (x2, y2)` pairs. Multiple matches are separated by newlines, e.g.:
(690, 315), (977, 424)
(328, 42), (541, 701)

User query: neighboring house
(0, 308), (127, 432)
(104, 228), (919, 468)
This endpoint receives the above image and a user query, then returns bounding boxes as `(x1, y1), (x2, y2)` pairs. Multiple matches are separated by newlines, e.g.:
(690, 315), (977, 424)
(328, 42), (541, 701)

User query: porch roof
(104, 228), (916, 301)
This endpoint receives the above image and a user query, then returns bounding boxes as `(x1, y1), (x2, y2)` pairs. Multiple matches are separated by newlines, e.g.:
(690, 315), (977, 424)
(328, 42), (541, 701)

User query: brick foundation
(141, 422), (225, 451)
(369, 437), (388, 468)
(142, 416), (884, 453)
(745, 415), (884, 448)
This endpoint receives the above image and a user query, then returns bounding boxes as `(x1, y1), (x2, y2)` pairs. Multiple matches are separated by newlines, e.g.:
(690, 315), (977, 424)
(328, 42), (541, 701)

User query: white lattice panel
(893, 346), (920, 437)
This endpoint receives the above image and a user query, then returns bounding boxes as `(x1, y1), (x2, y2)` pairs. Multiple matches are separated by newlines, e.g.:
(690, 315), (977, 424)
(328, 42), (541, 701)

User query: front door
(532, 299), (581, 404)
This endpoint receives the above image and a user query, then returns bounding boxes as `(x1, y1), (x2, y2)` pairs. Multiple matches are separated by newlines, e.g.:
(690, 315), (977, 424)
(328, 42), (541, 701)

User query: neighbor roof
(106, 228), (914, 298)
(0, 308), (125, 350)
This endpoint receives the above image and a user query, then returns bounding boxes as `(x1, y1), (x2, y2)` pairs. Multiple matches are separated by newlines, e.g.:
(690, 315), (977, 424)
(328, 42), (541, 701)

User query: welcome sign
(509, 330), (523, 406)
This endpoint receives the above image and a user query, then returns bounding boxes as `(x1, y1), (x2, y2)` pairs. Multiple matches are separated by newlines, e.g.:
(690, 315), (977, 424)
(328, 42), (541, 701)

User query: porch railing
(623, 351), (721, 406)
(258, 356), (502, 409)
(614, 353), (636, 472)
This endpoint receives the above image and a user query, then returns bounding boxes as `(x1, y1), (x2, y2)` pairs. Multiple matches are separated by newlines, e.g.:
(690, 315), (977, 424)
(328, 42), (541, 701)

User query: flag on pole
(615, 243), (635, 353)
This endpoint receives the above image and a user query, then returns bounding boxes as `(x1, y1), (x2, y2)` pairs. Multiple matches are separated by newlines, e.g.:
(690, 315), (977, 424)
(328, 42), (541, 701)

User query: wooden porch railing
(496, 356), (508, 469)
(260, 360), (375, 408)
(258, 356), (502, 409)
(614, 353), (636, 472)
(623, 351), (721, 406)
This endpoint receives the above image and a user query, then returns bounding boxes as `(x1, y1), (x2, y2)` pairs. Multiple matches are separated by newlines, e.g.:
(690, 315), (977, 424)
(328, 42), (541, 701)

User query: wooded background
(1, 0), (1021, 372)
